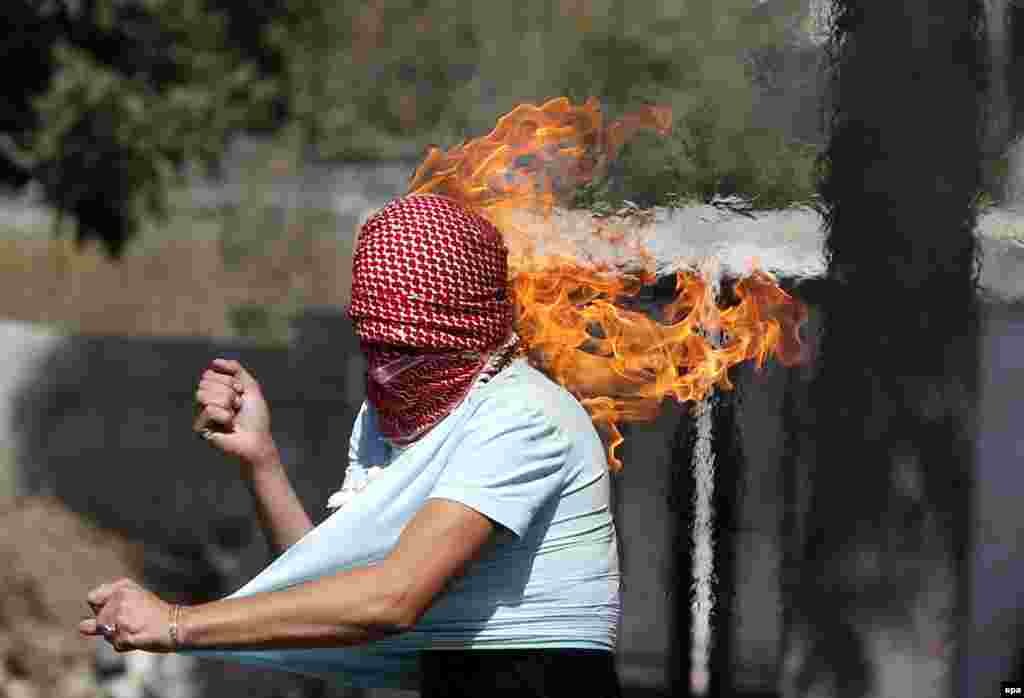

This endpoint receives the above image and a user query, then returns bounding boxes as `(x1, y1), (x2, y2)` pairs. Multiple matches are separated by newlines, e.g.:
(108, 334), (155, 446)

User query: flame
(406, 97), (808, 471)
(408, 97), (670, 230)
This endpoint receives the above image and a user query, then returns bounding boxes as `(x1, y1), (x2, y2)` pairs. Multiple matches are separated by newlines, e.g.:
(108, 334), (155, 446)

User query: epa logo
(1004, 686), (1022, 696)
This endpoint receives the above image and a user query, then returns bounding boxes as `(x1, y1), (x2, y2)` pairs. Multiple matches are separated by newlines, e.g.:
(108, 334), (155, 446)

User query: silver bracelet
(168, 604), (181, 649)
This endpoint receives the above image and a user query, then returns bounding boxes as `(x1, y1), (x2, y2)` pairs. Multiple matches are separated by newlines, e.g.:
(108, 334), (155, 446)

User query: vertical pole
(777, 359), (810, 694)
(784, 1), (986, 696)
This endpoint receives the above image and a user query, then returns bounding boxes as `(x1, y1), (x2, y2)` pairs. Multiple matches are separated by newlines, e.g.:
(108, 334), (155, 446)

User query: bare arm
(175, 499), (496, 650)
(80, 489), (496, 652)
(194, 358), (313, 557)
(241, 448), (314, 558)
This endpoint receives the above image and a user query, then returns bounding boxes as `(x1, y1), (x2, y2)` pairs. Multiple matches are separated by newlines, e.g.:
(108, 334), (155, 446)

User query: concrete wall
(0, 304), (834, 696)
(1, 309), (686, 697)
(6, 310), (372, 697)
(14, 300), (1015, 695)
(5, 302), (1023, 698)
(965, 303), (1024, 698)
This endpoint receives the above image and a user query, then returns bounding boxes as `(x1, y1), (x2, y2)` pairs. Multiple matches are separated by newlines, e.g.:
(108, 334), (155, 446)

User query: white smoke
(690, 394), (717, 697)
(644, 204), (826, 282)
(502, 202), (1024, 297)
(500, 201), (827, 286)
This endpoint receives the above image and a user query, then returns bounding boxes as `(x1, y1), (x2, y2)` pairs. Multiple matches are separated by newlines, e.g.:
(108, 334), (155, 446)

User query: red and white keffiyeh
(348, 194), (518, 444)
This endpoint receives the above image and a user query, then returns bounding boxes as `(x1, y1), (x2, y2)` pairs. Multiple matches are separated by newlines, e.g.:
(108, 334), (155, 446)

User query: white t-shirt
(182, 358), (621, 688)
(355, 357), (621, 649)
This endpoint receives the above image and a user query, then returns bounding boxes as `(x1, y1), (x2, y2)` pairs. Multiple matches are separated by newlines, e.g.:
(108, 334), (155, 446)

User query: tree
(0, 0), (279, 256)
(0, 0), (823, 258)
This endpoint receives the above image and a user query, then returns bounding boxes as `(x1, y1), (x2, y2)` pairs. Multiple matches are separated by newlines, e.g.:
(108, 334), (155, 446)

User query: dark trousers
(419, 649), (623, 698)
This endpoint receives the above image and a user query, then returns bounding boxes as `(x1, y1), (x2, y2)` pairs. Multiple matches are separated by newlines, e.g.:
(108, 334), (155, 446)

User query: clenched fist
(193, 358), (278, 470)
(79, 578), (176, 653)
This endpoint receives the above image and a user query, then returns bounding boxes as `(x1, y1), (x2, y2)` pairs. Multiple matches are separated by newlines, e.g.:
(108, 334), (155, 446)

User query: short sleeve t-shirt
(181, 358), (621, 689)
(427, 391), (570, 538)
(349, 358), (622, 650)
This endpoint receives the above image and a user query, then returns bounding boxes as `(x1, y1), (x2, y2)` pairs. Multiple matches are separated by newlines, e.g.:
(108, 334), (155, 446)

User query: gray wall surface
(4, 309), (685, 697)
(6, 298), (1024, 697)
(966, 303), (1024, 698)
(0, 304), (848, 696)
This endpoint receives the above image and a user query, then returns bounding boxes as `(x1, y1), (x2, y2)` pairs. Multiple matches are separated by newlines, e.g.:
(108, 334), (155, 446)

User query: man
(81, 194), (623, 697)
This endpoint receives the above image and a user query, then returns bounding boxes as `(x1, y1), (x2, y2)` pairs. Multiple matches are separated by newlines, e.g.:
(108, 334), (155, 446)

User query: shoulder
(473, 359), (600, 440)
(464, 361), (572, 438)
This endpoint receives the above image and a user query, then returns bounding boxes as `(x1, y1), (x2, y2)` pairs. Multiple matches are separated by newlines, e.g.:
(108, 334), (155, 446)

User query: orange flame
(409, 97), (670, 215)
(406, 97), (807, 472)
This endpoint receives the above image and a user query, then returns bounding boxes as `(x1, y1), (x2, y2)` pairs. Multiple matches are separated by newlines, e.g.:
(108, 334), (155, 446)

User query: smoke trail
(504, 201), (1024, 297)
(690, 394), (716, 697)
(500, 203), (826, 284)
(689, 258), (723, 697)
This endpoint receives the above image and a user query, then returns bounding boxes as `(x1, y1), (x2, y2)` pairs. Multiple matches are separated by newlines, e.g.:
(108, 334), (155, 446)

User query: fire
(408, 96), (671, 238)
(407, 97), (807, 471)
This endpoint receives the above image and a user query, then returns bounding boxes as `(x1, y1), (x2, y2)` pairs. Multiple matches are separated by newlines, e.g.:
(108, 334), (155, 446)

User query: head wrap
(348, 194), (518, 444)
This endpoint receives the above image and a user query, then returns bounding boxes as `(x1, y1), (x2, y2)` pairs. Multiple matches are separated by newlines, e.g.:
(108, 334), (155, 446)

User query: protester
(80, 194), (623, 697)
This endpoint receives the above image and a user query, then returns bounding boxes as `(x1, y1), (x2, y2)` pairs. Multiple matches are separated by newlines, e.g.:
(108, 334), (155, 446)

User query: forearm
(177, 563), (409, 650)
(242, 447), (314, 556)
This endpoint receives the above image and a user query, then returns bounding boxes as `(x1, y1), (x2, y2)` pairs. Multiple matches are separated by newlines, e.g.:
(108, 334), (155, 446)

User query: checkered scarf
(348, 194), (517, 444)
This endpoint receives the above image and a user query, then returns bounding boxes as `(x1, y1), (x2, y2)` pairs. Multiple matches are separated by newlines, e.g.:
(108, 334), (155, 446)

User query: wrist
(240, 439), (281, 474)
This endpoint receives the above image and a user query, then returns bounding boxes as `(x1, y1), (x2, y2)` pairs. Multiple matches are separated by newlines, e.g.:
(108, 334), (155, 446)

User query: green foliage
(4, 0), (277, 256)
(266, 0), (482, 160)
(5, 0), (828, 258)
(269, 0), (824, 187)
(227, 303), (293, 346)
(572, 97), (820, 213)
(33, 39), (260, 219)
(0, 445), (18, 502)
(562, 34), (681, 107)
(672, 98), (819, 208)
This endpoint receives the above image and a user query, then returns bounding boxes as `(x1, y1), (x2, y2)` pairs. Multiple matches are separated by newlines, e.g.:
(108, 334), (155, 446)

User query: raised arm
(194, 358), (313, 556)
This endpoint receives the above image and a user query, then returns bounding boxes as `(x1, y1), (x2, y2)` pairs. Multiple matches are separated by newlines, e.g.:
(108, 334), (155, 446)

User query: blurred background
(1, 1), (1023, 697)
(0, 0), (830, 341)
